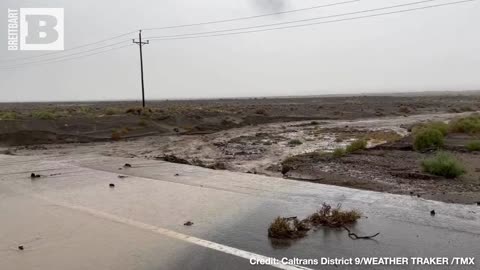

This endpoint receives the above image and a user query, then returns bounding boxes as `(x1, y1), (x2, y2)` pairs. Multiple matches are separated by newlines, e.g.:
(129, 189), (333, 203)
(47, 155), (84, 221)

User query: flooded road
(0, 153), (478, 269)
(10, 111), (477, 175)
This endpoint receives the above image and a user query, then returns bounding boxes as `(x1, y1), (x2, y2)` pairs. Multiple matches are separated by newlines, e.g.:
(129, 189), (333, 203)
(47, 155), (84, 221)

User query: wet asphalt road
(0, 154), (479, 270)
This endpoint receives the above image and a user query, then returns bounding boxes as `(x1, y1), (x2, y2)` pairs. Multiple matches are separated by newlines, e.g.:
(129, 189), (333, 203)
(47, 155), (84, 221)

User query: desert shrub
(467, 141), (480, 152)
(460, 106), (474, 112)
(255, 109), (267, 115)
(414, 121), (449, 136)
(449, 108), (461, 113)
(111, 131), (122, 141)
(449, 115), (480, 134)
(308, 203), (361, 228)
(126, 107), (153, 116)
(345, 139), (367, 153)
(399, 106), (411, 114)
(421, 152), (465, 178)
(105, 107), (121, 115)
(0, 111), (17, 120)
(288, 139), (303, 146)
(138, 119), (148, 127)
(413, 128), (444, 151)
(111, 127), (129, 140)
(141, 108), (153, 116)
(76, 106), (95, 115)
(32, 111), (56, 120)
(126, 107), (141, 115)
(428, 121), (449, 135)
(332, 148), (346, 158)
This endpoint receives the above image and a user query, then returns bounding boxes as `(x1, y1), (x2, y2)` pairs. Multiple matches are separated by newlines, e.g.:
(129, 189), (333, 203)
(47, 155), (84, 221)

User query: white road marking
(29, 193), (313, 270)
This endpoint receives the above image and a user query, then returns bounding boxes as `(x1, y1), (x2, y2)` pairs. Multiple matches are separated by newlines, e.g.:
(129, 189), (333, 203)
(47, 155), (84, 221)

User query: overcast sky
(0, 0), (479, 102)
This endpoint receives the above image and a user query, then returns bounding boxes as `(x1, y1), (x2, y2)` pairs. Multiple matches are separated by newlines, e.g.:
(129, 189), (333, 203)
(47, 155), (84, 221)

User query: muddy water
(1, 154), (479, 270)
(8, 111), (475, 177)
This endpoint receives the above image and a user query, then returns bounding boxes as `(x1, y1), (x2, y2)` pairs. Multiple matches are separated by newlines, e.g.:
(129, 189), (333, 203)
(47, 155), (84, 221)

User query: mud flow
(4, 96), (480, 205)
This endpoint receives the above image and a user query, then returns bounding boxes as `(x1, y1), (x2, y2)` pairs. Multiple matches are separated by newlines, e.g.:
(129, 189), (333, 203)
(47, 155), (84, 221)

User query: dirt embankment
(280, 132), (480, 205)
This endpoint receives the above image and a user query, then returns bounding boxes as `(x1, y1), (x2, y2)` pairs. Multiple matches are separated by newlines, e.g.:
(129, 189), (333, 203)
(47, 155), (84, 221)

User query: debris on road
(18, 245), (24, 251)
(431, 210), (436, 216)
(268, 203), (379, 241)
(118, 175), (128, 179)
(30, 173), (40, 178)
(109, 183), (115, 188)
(342, 226), (380, 240)
(268, 217), (309, 239)
(124, 163), (132, 168)
(307, 203), (361, 228)
(183, 221), (194, 226)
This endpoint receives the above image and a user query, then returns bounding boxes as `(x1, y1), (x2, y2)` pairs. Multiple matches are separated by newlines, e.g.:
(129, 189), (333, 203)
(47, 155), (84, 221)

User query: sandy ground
(1, 95), (480, 145)
(2, 95), (480, 204)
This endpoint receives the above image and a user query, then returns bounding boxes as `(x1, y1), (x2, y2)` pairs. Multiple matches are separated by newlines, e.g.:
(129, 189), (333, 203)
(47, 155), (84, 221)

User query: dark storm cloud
(250, 0), (290, 13)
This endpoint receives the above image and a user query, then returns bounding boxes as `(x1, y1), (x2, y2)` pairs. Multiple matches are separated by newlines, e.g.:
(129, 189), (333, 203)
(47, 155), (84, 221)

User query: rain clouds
(250, 0), (290, 13)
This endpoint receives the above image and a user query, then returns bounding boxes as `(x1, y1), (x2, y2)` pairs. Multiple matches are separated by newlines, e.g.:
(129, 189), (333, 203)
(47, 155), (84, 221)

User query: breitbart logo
(7, 8), (64, 51)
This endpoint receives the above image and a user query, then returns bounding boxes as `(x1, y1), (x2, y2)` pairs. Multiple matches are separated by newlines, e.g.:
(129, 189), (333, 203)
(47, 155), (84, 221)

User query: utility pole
(133, 30), (149, 108)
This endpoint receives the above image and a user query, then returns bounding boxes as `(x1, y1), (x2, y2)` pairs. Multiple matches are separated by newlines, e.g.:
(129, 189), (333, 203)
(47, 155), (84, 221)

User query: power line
(0, 1), (357, 64)
(0, 42), (132, 70)
(0, 40), (130, 68)
(0, 44), (133, 70)
(1, 0), (473, 69)
(146, 0), (474, 42)
(145, 0), (465, 40)
(0, 31), (136, 63)
(1, 0), (462, 66)
(36, 44), (133, 65)
(143, 0), (360, 31)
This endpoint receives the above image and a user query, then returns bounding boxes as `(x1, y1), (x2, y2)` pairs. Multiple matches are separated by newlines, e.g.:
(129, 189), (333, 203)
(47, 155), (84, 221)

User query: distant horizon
(1, 89), (479, 104)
